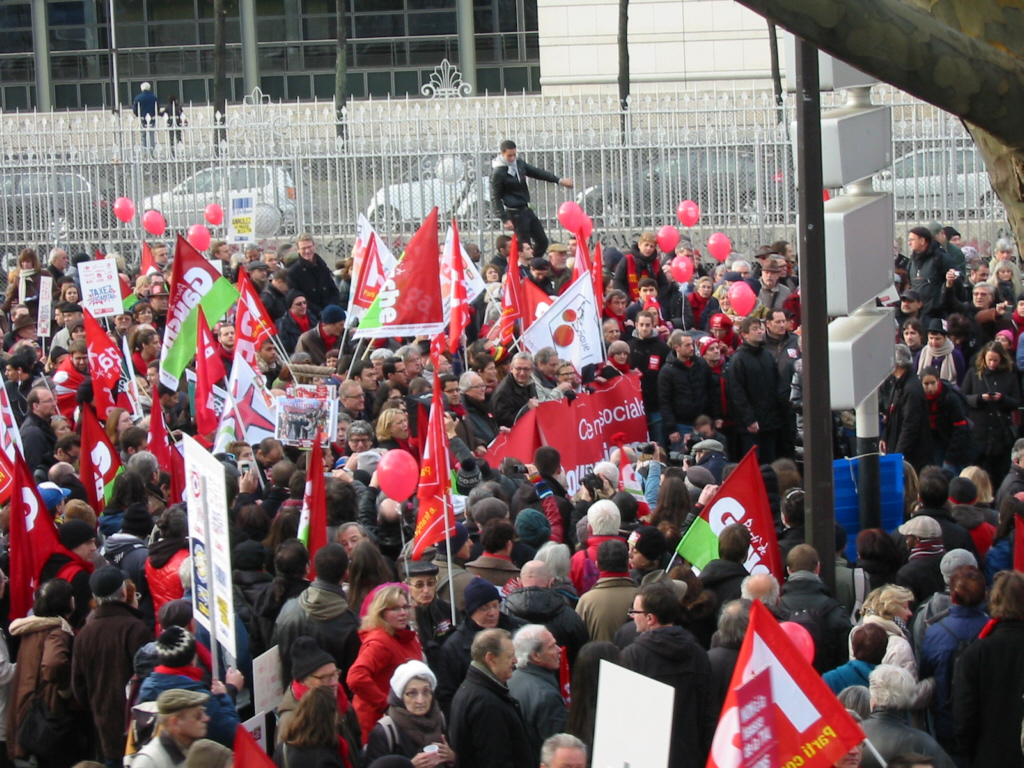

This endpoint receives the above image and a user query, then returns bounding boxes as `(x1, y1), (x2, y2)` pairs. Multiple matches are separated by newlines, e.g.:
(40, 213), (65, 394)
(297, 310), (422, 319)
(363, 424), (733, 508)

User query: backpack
(123, 701), (161, 765)
(376, 714), (401, 754)
(579, 547), (600, 594)
(786, 599), (841, 673)
(935, 617), (980, 704)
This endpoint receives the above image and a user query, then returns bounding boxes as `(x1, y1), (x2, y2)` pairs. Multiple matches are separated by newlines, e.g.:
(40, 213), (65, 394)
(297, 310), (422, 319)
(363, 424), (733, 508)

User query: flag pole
(443, 491), (457, 627)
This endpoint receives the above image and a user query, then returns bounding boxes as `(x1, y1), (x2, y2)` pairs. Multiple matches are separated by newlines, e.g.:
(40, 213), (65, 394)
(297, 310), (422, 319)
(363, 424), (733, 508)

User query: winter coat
(507, 663), (567, 758)
(435, 613), (526, 716)
(261, 283), (289, 322)
(102, 532), (152, 626)
(145, 538), (189, 631)
(232, 569), (273, 638)
(137, 669), (240, 747)
(489, 156), (559, 218)
(295, 324), (341, 366)
(822, 658), (876, 695)
(346, 628), (424, 743)
(984, 536), (1012, 583)
(287, 255), (342, 318)
(697, 559), (748, 610)
(414, 598), (456, 671)
(574, 575), (637, 643)
(620, 625), (716, 768)
(131, 731), (189, 768)
(7, 615), (78, 761)
(436, 558), (473, 618)
(996, 461), (1024, 509)
(503, 586), (589, 664)
(71, 601), (152, 759)
(724, 341), (787, 431)
(249, 576), (310, 658)
(707, 643), (740, 719)
(19, 411), (56, 477)
(627, 333), (672, 411)
(924, 381), (975, 467)
(953, 618), (1024, 768)
(272, 580), (361, 682)
(950, 504), (997, 562)
(273, 742), (347, 768)
(276, 310), (319, 356)
(658, 354), (720, 427)
(894, 508), (979, 562)
(859, 709), (955, 768)
(908, 240), (955, 320)
(449, 663), (534, 768)
(462, 395), (499, 449)
(695, 450), (727, 483)
(896, 553), (946, 606)
(962, 366), (1020, 456)
(568, 535), (624, 595)
(465, 554), (520, 590)
(881, 370), (934, 472)
(490, 375), (536, 428)
(779, 574), (852, 673)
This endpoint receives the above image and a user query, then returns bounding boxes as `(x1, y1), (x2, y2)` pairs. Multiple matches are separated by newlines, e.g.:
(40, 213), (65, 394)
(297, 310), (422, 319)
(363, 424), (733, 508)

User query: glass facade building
(0, 0), (540, 111)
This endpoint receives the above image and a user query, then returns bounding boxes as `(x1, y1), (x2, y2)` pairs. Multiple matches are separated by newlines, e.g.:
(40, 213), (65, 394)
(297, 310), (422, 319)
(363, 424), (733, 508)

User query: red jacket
(569, 534), (625, 595)
(345, 627), (424, 743)
(145, 546), (189, 632)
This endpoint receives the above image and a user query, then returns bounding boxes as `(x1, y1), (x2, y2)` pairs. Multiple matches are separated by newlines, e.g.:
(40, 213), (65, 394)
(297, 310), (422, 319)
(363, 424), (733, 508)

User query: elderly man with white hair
(859, 665), (955, 768)
(568, 499), (622, 594)
(508, 624), (567, 757)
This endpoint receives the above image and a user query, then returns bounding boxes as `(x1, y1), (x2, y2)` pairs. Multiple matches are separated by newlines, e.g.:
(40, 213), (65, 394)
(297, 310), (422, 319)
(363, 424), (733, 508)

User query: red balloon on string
(142, 210), (166, 236)
(580, 214), (593, 239)
(376, 449), (419, 499)
(728, 281), (757, 317)
(707, 232), (732, 262)
(669, 255), (693, 284)
(676, 200), (700, 227)
(205, 203), (224, 226)
(780, 621), (816, 664)
(113, 197), (136, 223)
(657, 225), (680, 253)
(187, 224), (212, 251)
(557, 201), (583, 232)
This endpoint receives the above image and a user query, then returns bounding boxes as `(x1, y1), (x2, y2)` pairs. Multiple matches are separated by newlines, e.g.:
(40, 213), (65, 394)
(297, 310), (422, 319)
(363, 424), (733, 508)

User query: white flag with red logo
(520, 273), (604, 371)
(84, 308), (130, 421)
(707, 600), (864, 768)
(348, 214), (397, 321)
(234, 270), (276, 367)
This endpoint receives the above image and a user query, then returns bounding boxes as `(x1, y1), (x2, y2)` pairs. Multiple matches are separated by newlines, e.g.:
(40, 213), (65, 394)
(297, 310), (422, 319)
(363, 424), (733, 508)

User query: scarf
(918, 337), (957, 382)
(602, 308), (627, 335)
(625, 253), (660, 302)
(55, 550), (95, 584)
(609, 355), (632, 374)
(320, 324), (339, 350)
(909, 539), (945, 561)
(925, 383), (943, 431)
(154, 664), (205, 681)
(495, 154), (521, 182)
(291, 311), (312, 333)
(688, 290), (709, 322)
(386, 699), (446, 751)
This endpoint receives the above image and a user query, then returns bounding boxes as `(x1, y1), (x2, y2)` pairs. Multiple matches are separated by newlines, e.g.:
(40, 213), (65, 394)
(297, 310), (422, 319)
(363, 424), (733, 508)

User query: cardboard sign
(592, 660), (674, 768)
(78, 259), (123, 317)
(275, 390), (338, 448)
(253, 646), (285, 715)
(37, 276), (53, 337)
(242, 712), (268, 753)
(229, 189), (255, 244)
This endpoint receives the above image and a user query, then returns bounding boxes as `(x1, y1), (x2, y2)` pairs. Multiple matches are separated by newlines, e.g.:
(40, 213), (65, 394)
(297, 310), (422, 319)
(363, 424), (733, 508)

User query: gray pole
(856, 390), (881, 530)
(239, 0), (260, 96)
(108, 0), (120, 110)
(30, 0), (53, 111)
(456, 0), (477, 94)
(795, 39), (836, 593)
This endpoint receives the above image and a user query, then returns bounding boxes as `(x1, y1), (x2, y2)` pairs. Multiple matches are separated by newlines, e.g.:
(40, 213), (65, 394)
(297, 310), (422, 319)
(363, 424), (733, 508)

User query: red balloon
(187, 224), (212, 252)
(580, 214), (593, 239)
(670, 255), (693, 284)
(657, 225), (680, 253)
(728, 281), (757, 317)
(707, 232), (732, 263)
(557, 201), (583, 232)
(377, 449), (419, 500)
(676, 199), (700, 227)
(205, 203), (224, 226)
(113, 197), (136, 224)
(780, 621), (816, 664)
(142, 210), (166, 236)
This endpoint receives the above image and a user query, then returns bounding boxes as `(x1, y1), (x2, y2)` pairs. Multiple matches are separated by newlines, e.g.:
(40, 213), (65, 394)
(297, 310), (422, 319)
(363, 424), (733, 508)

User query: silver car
(874, 146), (1001, 217)
(365, 156), (486, 229)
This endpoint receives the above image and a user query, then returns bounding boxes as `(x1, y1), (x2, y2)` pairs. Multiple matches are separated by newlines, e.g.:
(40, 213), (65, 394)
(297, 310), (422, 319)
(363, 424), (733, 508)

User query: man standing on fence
(490, 140), (573, 259)
(133, 82), (159, 152)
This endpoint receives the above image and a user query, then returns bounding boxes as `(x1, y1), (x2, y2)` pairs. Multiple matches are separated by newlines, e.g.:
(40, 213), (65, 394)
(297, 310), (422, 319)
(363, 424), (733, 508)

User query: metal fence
(0, 68), (1013, 274)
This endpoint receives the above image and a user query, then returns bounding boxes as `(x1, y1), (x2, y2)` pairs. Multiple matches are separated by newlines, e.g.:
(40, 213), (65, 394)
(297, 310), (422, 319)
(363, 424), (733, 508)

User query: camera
(582, 472), (603, 496)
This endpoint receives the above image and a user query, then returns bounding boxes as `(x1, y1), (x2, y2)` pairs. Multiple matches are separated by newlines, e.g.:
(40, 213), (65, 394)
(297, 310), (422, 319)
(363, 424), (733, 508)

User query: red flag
(708, 600), (864, 768)
(84, 308), (129, 420)
(79, 406), (123, 512)
(591, 242), (605, 316)
(572, 230), (591, 281)
(412, 385), (456, 560)
(233, 724), (276, 766)
(0, 447), (13, 506)
(520, 278), (555, 332)
(300, 434), (329, 579)
(51, 355), (86, 422)
(351, 230), (391, 318)
(8, 451), (63, 620)
(148, 402), (183, 504)
(141, 242), (160, 275)
(234, 270), (275, 367)
(448, 218), (469, 355)
(489, 235), (523, 345)
(94, 248), (105, 260)
(559, 645), (571, 706)
(195, 308), (226, 436)
(1015, 516), (1024, 572)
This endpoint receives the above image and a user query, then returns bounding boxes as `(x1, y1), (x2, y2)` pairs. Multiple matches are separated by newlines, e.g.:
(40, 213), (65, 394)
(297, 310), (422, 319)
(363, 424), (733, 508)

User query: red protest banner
(735, 669), (776, 768)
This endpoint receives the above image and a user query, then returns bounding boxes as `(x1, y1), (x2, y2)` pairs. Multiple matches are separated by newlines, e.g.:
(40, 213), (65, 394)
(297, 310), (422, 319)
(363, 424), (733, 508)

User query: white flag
(348, 214), (397, 322)
(519, 273), (604, 371)
(441, 222), (485, 322)
(224, 356), (278, 446)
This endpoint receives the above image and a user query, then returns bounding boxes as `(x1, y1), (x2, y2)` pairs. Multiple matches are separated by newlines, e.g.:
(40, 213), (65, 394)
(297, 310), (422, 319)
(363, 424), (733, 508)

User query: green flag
(675, 515), (719, 570)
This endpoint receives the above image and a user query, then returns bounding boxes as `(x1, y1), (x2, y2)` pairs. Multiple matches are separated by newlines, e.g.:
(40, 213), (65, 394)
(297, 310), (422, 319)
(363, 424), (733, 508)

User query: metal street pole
(795, 39), (836, 592)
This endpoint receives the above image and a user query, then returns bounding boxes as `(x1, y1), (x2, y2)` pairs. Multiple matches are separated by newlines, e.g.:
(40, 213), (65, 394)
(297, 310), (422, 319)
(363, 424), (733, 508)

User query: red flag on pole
(9, 451), (63, 619)
(0, 445), (13, 506)
(79, 405), (123, 512)
(233, 725), (277, 767)
(83, 308), (130, 421)
(707, 600), (864, 768)
(519, 278), (555, 332)
(148, 402), (183, 504)
(447, 218), (469, 355)
(141, 242), (160, 275)
(489, 235), (523, 346)
(195, 308), (226, 437)
(572, 229), (591, 281)
(234, 270), (276, 368)
(299, 434), (329, 579)
(1014, 515), (1024, 572)
(591, 242), (604, 316)
(412, 384), (456, 560)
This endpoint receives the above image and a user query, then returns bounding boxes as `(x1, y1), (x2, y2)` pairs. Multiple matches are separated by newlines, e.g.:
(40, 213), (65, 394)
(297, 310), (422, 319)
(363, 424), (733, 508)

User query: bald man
(504, 560), (589, 663)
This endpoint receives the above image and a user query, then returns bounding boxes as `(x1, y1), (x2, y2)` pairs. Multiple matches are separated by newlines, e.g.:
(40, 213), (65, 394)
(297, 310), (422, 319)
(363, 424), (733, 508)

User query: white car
(143, 165), (297, 232)
(365, 156), (486, 227)
(874, 147), (1001, 216)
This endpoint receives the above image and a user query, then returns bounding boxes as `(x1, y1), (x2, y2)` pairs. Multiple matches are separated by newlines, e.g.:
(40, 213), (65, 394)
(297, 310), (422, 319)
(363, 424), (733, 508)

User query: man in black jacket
(20, 386), (58, 479)
(628, 310), (671, 447)
(881, 344), (933, 472)
(286, 233), (341, 317)
(779, 545), (852, 674)
(907, 226), (954, 321)
(490, 140), (573, 259)
(260, 269), (290, 322)
(503, 560), (589, 664)
(449, 628), (535, 768)
(658, 330), (720, 453)
(724, 316), (789, 463)
(491, 352), (539, 428)
(621, 582), (716, 768)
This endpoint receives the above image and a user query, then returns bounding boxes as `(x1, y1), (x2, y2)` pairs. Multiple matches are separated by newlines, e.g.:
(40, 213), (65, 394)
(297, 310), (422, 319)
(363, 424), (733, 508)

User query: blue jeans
(669, 423), (694, 454)
(647, 412), (664, 447)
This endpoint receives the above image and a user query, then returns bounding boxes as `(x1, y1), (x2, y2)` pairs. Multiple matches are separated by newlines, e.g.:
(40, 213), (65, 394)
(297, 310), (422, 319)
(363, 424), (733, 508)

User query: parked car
(873, 146), (1001, 217)
(142, 165), (296, 233)
(0, 170), (113, 242)
(365, 156), (486, 228)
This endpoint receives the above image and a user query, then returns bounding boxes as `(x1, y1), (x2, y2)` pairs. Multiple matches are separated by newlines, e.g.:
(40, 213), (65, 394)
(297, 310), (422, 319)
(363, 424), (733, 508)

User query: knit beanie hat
(436, 522), (469, 556)
(290, 635), (335, 682)
(58, 518), (96, 550)
(232, 540), (269, 572)
(121, 503), (155, 538)
(628, 526), (667, 562)
(89, 565), (126, 599)
(515, 508), (551, 548)
(285, 289), (307, 310)
(389, 660), (437, 699)
(456, 459), (483, 495)
(463, 576), (500, 616)
(156, 626), (197, 668)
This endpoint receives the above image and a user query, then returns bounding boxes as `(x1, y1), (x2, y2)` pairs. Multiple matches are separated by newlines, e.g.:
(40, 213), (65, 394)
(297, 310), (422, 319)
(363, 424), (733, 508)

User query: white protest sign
(78, 259), (122, 317)
(592, 660), (674, 768)
(229, 189), (256, 245)
(37, 276), (53, 337)
(183, 434), (237, 658)
(253, 645), (285, 715)
(242, 712), (268, 753)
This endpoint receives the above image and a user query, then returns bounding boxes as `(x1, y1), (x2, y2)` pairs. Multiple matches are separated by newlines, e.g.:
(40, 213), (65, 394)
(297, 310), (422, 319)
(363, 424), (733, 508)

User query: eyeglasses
(512, 366), (532, 374)
(408, 579), (437, 589)
(627, 609), (646, 616)
(403, 688), (433, 699)
(310, 670), (341, 682)
(349, 436), (372, 444)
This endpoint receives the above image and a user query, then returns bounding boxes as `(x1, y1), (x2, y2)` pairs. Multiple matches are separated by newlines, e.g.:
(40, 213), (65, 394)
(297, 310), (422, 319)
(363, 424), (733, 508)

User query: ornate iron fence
(0, 66), (1012, 276)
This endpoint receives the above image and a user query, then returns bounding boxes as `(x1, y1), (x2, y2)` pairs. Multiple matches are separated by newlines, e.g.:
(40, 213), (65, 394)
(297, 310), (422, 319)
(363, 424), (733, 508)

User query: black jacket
(20, 411), (56, 477)
(435, 613), (526, 716)
(503, 586), (590, 664)
(271, 580), (361, 682)
(724, 341), (787, 431)
(260, 284), (289, 322)
(926, 382), (975, 467)
(449, 663), (534, 768)
(414, 597), (456, 671)
(489, 157), (559, 219)
(619, 625), (716, 768)
(881, 370), (933, 472)
(627, 333), (671, 411)
(962, 366), (1020, 456)
(612, 246), (670, 299)
(658, 354), (720, 427)
(275, 310), (319, 356)
(908, 241), (954, 320)
(896, 553), (946, 606)
(697, 559), (747, 610)
(778, 574), (852, 673)
(463, 394), (500, 448)
(287, 255), (342, 318)
(491, 375), (536, 428)
(707, 643), (741, 720)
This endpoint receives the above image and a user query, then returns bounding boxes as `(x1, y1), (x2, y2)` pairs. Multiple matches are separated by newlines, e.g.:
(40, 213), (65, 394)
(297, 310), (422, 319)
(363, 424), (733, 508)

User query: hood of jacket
(951, 503), (987, 530)
(698, 559), (748, 588)
(504, 586), (566, 622)
(299, 580), (352, 621)
(148, 536), (189, 569)
(103, 532), (147, 560)
(10, 614), (72, 637)
(633, 624), (697, 662)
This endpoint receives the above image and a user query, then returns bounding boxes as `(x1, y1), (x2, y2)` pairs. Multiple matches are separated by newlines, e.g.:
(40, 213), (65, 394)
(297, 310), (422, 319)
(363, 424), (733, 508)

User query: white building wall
(537, 0), (778, 95)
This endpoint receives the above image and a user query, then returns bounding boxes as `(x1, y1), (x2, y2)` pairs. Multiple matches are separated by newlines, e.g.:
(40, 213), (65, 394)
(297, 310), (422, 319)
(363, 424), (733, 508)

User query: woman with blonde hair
(376, 408), (411, 453)
(988, 258), (1023, 305)
(960, 466), (995, 509)
(345, 583), (424, 743)
(105, 407), (134, 445)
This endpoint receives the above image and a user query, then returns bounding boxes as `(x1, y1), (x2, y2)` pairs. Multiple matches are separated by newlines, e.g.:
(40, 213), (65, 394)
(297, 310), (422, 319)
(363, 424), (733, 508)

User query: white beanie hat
(390, 660), (437, 699)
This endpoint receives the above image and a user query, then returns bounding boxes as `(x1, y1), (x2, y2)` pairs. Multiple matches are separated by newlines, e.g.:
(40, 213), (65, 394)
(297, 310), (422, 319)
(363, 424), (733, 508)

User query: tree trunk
(335, 0), (348, 138)
(617, 0), (629, 134)
(213, 0), (227, 144)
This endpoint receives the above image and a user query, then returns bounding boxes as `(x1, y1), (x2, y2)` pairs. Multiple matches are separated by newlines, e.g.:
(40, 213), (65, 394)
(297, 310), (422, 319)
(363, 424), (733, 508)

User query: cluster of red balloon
(556, 202), (593, 239)
(376, 449), (419, 499)
(115, 196), (226, 252)
(728, 280), (757, 317)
